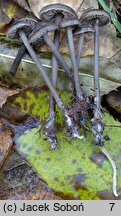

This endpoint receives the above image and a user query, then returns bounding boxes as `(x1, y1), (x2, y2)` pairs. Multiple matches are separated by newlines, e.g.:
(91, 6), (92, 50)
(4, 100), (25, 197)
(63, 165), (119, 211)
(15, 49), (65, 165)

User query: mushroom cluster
(6, 2), (120, 198)
(6, 4), (110, 150)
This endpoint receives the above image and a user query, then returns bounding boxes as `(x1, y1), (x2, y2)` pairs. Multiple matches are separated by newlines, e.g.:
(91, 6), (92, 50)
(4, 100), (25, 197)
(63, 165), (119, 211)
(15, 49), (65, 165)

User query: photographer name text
(3, 202), (85, 213)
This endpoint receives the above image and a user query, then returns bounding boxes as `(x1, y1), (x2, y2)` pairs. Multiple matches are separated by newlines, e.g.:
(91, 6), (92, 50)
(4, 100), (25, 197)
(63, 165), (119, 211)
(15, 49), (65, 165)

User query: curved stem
(100, 146), (118, 197)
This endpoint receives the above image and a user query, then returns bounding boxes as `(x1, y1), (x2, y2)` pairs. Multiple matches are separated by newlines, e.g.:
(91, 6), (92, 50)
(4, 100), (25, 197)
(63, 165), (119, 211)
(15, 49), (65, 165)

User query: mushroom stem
(9, 45), (26, 75)
(67, 26), (84, 100)
(43, 34), (73, 83)
(18, 30), (83, 140)
(100, 146), (118, 197)
(44, 14), (62, 149)
(50, 29), (60, 110)
(91, 19), (104, 146)
(49, 14), (62, 115)
(94, 19), (100, 116)
(76, 34), (84, 69)
(67, 26), (88, 127)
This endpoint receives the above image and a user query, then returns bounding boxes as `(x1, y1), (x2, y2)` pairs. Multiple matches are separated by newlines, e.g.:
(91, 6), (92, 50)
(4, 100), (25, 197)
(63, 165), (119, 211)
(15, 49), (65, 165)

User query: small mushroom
(7, 18), (84, 147)
(81, 9), (110, 146)
(60, 19), (89, 127)
(73, 22), (94, 69)
(39, 3), (77, 21)
(8, 18), (38, 76)
(29, 22), (72, 80)
(28, 0), (81, 19)
(80, 10), (118, 198)
(60, 18), (83, 100)
(38, 3), (77, 149)
(11, 21), (50, 77)
(7, 17), (37, 39)
(68, 23), (94, 127)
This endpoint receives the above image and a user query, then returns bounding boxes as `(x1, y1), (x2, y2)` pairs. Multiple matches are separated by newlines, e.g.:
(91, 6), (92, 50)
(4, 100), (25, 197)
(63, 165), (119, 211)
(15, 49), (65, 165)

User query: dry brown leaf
(44, 191), (61, 200)
(77, 0), (98, 18)
(106, 89), (121, 114)
(0, 119), (13, 168)
(0, 180), (61, 200)
(0, 186), (47, 200)
(77, 35), (120, 59)
(0, 87), (19, 108)
(0, 149), (61, 200)
(59, 23), (119, 59)
(0, 0), (29, 33)
(0, 8), (11, 24)
(13, 0), (31, 12)
(0, 7), (12, 32)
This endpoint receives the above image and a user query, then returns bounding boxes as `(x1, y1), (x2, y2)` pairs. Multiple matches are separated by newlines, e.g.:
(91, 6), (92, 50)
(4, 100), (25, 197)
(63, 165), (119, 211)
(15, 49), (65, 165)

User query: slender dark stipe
(66, 24), (88, 127)
(94, 19), (100, 117)
(91, 19), (104, 146)
(76, 34), (84, 69)
(43, 34), (72, 81)
(18, 30), (83, 140)
(67, 26), (84, 100)
(80, 9), (110, 145)
(73, 23), (94, 70)
(9, 45), (26, 75)
(44, 14), (63, 149)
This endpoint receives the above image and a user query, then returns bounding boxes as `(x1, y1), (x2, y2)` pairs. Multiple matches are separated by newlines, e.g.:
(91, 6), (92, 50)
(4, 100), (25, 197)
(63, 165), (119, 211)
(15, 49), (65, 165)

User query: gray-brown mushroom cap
(29, 23), (58, 44)
(39, 3), (77, 21)
(6, 18), (37, 39)
(73, 23), (94, 36)
(28, 20), (48, 46)
(60, 18), (80, 29)
(80, 9), (110, 26)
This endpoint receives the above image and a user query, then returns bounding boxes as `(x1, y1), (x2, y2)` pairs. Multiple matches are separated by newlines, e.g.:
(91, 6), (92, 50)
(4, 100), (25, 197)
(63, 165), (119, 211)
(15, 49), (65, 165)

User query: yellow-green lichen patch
(102, 114), (121, 186)
(12, 87), (71, 126)
(11, 87), (121, 199)
(16, 113), (121, 199)
(13, 88), (49, 120)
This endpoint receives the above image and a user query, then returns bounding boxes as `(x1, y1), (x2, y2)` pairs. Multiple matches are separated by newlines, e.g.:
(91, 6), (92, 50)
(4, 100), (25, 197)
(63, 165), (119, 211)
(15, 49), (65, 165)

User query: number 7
(109, 203), (115, 211)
